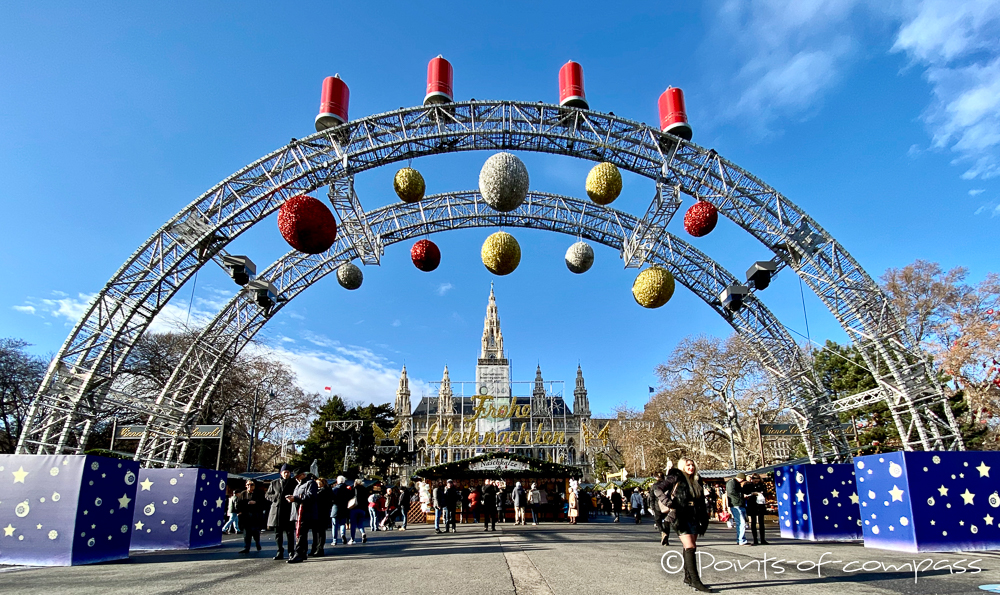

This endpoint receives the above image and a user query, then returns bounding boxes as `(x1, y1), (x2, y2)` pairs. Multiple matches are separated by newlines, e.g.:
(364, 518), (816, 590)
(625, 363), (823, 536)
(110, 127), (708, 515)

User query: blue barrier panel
(0, 454), (139, 566)
(129, 468), (227, 551)
(855, 451), (1000, 552)
(774, 463), (863, 541)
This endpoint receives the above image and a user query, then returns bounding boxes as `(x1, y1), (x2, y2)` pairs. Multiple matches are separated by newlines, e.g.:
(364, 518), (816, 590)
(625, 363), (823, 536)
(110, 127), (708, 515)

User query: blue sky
(2, 1), (999, 416)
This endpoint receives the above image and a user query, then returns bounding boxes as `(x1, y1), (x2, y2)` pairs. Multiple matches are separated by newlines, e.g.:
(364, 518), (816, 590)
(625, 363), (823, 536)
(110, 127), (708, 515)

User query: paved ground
(3, 518), (999, 594)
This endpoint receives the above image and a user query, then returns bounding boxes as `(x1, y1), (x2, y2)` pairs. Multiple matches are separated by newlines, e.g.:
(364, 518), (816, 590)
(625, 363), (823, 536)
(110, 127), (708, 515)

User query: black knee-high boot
(683, 547), (715, 593)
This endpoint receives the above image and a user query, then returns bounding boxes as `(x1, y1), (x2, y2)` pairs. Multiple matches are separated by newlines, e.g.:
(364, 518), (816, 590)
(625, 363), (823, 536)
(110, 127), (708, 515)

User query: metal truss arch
(143, 191), (847, 467)
(17, 100), (958, 458)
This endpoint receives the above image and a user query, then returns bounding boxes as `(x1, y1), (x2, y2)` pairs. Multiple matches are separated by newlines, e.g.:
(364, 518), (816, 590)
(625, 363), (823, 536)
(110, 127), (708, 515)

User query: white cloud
(708, 0), (860, 133)
(392, 319), (401, 327)
(288, 312), (305, 320)
(22, 290), (216, 333)
(892, 0), (1000, 179)
(250, 340), (433, 405)
(436, 283), (454, 296)
(969, 188), (986, 195)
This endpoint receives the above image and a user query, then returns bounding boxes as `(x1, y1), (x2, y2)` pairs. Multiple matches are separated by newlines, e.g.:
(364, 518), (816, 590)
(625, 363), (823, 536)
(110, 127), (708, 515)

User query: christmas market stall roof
(413, 453), (583, 480)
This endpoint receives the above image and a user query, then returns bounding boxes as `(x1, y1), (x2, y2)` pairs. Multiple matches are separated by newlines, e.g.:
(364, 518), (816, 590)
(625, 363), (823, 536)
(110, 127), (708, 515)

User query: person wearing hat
(265, 463), (297, 560)
(234, 479), (266, 554)
(724, 472), (749, 546)
(442, 479), (459, 532)
(286, 469), (318, 563)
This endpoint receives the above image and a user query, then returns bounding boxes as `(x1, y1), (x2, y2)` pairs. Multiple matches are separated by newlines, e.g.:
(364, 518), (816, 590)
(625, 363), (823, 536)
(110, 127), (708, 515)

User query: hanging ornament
(481, 231), (521, 275)
(565, 241), (595, 274)
(632, 266), (675, 308)
(393, 167), (426, 203)
(411, 239), (441, 272)
(585, 162), (622, 205)
(277, 195), (338, 254)
(683, 201), (718, 237)
(479, 152), (529, 212)
(336, 262), (363, 290)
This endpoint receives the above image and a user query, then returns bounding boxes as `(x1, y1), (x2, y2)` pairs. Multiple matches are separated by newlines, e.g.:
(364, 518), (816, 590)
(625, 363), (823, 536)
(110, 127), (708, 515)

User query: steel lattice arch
(16, 100), (963, 466)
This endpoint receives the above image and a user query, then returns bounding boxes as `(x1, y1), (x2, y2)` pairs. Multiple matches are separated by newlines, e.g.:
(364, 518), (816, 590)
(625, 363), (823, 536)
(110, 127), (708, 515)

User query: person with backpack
(512, 482), (527, 525)
(349, 478), (369, 544)
(527, 483), (542, 525)
(629, 487), (645, 524)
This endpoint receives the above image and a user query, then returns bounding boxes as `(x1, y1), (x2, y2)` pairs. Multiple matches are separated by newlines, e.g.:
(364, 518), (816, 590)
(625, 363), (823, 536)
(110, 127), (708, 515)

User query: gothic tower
(532, 364), (549, 416)
(481, 283), (504, 361)
(395, 365), (411, 417)
(476, 284), (511, 401)
(573, 364), (590, 418)
(438, 365), (454, 417)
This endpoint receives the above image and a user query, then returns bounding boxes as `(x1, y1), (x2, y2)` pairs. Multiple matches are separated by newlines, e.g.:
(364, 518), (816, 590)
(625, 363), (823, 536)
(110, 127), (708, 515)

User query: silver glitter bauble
(564, 241), (594, 274)
(337, 262), (363, 290)
(479, 152), (529, 212)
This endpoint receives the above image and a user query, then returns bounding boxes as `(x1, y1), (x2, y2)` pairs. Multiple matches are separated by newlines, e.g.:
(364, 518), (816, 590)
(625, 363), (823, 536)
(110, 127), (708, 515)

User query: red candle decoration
(411, 239), (441, 272)
(277, 195), (337, 254)
(683, 201), (718, 237)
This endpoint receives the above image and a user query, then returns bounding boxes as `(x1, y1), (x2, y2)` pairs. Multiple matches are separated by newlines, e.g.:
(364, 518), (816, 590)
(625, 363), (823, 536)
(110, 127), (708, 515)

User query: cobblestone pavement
(2, 518), (999, 594)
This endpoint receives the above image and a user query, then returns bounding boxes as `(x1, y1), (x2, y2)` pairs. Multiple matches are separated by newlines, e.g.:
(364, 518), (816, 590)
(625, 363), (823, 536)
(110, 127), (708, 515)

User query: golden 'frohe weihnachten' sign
(426, 395), (567, 447)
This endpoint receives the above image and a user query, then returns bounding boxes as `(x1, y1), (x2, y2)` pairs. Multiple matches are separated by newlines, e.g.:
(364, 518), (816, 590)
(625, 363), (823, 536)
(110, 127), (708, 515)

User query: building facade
(395, 286), (592, 478)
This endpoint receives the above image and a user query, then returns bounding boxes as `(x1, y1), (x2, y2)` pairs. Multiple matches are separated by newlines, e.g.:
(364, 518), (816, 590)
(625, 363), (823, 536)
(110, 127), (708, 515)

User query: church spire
(395, 365), (411, 416)
(532, 363), (549, 415)
(573, 364), (590, 417)
(480, 284), (504, 360)
(438, 365), (453, 416)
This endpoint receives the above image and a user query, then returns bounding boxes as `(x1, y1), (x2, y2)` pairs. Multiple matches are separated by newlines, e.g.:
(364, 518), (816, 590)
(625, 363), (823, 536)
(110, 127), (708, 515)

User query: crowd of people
(222, 460), (772, 592)
(222, 464), (414, 563)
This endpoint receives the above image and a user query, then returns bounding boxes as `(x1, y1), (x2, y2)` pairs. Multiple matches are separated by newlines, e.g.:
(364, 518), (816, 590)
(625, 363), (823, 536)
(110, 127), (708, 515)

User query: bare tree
(880, 261), (1000, 445)
(648, 334), (796, 469)
(881, 260), (968, 346)
(0, 339), (47, 453)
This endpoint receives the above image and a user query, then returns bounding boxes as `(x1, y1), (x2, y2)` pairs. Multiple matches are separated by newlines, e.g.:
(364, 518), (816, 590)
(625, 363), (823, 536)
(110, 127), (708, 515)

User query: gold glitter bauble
(632, 266), (675, 308)
(481, 231), (521, 276)
(393, 168), (426, 203)
(585, 162), (622, 205)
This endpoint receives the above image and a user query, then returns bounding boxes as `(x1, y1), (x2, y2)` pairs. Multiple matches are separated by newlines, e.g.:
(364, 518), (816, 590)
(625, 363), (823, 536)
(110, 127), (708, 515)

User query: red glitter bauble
(277, 195), (337, 254)
(683, 201), (718, 237)
(411, 239), (441, 272)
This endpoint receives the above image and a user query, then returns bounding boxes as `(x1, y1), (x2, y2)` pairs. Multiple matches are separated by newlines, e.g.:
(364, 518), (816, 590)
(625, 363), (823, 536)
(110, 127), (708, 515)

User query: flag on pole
(648, 386), (655, 393)
(324, 386), (331, 392)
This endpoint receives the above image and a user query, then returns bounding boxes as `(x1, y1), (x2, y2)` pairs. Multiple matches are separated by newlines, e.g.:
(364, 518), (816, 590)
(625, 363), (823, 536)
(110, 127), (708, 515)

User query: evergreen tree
(291, 397), (406, 479)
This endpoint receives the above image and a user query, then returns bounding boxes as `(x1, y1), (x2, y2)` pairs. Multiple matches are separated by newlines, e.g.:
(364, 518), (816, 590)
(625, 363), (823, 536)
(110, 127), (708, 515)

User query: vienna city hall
(394, 286), (593, 479)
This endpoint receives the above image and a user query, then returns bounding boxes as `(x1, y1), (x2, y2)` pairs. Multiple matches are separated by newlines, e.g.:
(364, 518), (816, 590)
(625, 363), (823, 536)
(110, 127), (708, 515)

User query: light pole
(725, 399), (738, 469)
(246, 387), (273, 473)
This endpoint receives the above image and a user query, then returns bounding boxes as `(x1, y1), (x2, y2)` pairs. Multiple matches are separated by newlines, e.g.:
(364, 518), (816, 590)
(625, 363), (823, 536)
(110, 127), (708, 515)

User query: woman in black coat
(656, 459), (713, 593)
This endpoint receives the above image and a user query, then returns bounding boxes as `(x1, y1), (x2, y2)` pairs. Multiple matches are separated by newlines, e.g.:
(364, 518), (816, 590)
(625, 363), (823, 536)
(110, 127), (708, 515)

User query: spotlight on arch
(745, 260), (777, 291)
(222, 255), (256, 286)
(720, 284), (749, 314)
(247, 279), (278, 313)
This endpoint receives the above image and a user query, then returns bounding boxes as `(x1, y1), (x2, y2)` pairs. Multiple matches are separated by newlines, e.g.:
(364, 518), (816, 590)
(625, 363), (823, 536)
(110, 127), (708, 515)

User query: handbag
(347, 496), (359, 510)
(718, 511), (732, 523)
(756, 494), (766, 505)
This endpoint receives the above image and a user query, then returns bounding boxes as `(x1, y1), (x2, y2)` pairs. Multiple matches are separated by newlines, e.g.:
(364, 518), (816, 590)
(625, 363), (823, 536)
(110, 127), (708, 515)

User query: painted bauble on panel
(565, 241), (594, 274)
(585, 162), (622, 205)
(632, 266), (675, 308)
(481, 231), (521, 275)
(479, 152), (529, 212)
(393, 168), (426, 203)
(277, 195), (337, 254)
(411, 239), (441, 272)
(683, 201), (718, 237)
(336, 262), (363, 290)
